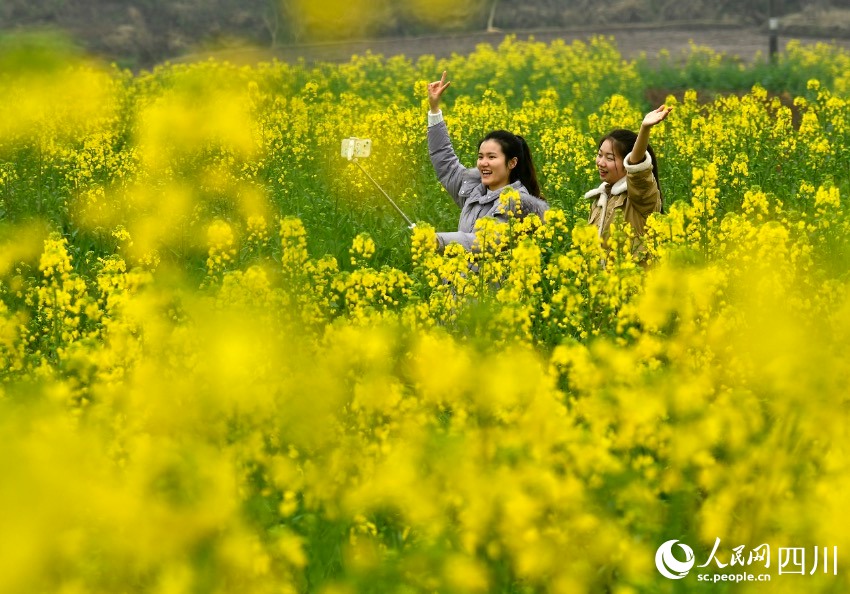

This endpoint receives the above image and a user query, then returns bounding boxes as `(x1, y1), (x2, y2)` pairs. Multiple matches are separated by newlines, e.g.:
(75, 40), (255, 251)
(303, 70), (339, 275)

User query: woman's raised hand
(427, 71), (451, 113)
(631, 104), (672, 164)
(642, 104), (673, 128)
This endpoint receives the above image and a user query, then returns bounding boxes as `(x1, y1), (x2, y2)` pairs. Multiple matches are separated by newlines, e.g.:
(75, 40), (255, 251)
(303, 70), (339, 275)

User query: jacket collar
(611, 177), (627, 195)
(488, 179), (524, 195)
(584, 177), (627, 200)
(473, 180), (525, 204)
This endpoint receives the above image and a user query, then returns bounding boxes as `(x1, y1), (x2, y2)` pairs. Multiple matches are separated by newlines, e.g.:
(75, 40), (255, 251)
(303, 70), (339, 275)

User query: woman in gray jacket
(427, 71), (548, 251)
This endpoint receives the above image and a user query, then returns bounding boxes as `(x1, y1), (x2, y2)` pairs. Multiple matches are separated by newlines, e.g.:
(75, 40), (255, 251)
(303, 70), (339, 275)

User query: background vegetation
(3, 0), (850, 68)
(1, 29), (849, 594)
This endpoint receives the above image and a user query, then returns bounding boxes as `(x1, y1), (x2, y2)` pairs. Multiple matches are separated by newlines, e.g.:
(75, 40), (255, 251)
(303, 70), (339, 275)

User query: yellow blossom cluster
(1, 33), (850, 594)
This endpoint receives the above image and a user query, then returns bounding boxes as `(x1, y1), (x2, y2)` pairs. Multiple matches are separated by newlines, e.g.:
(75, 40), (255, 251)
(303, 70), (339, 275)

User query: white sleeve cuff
(623, 150), (653, 173)
(428, 110), (444, 127)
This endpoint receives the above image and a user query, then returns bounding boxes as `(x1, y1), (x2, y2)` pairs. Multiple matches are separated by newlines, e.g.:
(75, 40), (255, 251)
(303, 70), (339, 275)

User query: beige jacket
(585, 151), (661, 244)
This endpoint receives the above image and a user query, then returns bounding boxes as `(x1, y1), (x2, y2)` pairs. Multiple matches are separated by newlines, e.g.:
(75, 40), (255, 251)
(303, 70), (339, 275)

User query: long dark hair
(598, 129), (663, 211)
(479, 130), (544, 200)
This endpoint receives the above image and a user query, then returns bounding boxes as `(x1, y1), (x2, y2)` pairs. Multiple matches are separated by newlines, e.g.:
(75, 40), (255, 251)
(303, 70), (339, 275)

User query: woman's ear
(508, 157), (518, 170)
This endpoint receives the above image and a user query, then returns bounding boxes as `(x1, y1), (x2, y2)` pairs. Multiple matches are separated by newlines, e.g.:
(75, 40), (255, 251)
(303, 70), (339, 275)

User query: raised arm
(628, 104), (672, 165)
(428, 70), (451, 114)
(426, 72), (478, 205)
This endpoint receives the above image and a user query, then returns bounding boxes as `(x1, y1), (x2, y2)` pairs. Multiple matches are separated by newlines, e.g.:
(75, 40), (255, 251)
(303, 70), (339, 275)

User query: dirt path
(260, 23), (850, 64)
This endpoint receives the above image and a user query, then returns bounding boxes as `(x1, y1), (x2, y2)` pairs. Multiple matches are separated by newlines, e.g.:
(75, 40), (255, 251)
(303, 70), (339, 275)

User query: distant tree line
(2, 0), (849, 68)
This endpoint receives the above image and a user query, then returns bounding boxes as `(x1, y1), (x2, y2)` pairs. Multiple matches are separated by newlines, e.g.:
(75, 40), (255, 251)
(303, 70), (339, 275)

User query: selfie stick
(352, 160), (416, 229)
(343, 138), (416, 230)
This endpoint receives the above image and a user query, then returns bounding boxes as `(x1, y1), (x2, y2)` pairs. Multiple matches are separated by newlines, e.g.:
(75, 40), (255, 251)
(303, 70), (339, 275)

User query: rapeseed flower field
(1, 33), (849, 593)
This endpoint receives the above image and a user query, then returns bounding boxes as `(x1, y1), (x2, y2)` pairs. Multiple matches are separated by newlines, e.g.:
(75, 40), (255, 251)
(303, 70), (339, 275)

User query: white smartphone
(341, 137), (372, 159)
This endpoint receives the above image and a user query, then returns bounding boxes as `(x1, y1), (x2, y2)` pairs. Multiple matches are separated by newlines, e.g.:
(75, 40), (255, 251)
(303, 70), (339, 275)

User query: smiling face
(477, 139), (516, 191)
(596, 138), (626, 185)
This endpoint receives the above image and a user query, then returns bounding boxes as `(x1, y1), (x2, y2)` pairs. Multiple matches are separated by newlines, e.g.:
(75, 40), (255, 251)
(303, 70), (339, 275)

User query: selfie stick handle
(352, 159), (416, 230)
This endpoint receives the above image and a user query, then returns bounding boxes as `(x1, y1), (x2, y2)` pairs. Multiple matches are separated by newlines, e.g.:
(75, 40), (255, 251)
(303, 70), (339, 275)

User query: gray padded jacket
(428, 119), (549, 251)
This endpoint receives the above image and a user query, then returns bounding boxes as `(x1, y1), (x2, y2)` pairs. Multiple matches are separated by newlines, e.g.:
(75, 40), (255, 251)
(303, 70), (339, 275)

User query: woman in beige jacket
(585, 105), (672, 252)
